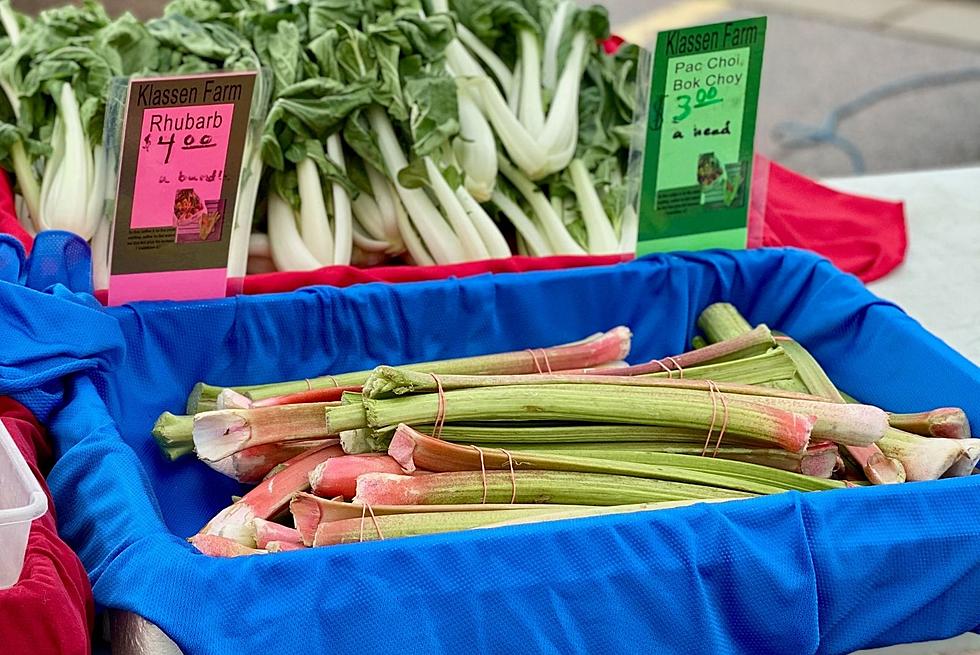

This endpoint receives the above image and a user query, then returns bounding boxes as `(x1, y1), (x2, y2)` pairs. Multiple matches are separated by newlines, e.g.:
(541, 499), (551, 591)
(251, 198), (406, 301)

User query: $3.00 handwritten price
(672, 86), (723, 123)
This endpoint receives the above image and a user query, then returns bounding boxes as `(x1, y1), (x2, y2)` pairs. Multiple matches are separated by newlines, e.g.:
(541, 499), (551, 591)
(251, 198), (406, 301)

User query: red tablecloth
(0, 397), (93, 655)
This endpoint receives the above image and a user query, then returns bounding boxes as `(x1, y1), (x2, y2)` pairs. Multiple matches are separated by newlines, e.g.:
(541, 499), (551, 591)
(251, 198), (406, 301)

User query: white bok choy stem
(499, 156), (584, 254)
(326, 134), (352, 266)
(455, 187), (511, 259)
(365, 163), (404, 252)
(517, 30), (545, 134)
(366, 105), (464, 264)
(536, 32), (589, 177)
(453, 87), (497, 202)
(393, 192), (435, 266)
(455, 24), (513, 91)
(351, 193), (388, 241)
(569, 159), (618, 253)
(228, 141), (264, 278)
(267, 192), (322, 271)
(542, 1), (572, 92)
(0, 1), (40, 228)
(39, 83), (97, 239)
(351, 222), (391, 253)
(296, 157), (333, 265)
(422, 157), (489, 261)
(490, 190), (550, 257)
(90, 215), (110, 290)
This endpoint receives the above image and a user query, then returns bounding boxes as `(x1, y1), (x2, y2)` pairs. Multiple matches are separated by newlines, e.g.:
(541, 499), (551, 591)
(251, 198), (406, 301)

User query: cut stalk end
(151, 412), (195, 461)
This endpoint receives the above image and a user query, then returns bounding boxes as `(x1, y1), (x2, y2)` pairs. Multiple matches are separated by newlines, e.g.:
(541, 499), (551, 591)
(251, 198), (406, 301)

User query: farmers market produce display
(0, 0), (640, 282)
(146, 303), (978, 556)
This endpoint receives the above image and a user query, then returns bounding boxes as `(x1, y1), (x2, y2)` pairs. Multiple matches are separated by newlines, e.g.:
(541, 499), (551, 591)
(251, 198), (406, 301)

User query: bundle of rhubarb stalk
(151, 303), (978, 557)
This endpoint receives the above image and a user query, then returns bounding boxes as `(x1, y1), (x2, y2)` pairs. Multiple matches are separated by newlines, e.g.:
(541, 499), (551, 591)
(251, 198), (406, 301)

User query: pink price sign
(131, 104), (234, 235)
(107, 72), (256, 305)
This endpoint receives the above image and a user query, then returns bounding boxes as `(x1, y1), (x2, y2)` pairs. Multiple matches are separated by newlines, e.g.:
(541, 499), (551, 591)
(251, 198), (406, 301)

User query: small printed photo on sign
(173, 189), (224, 243)
(698, 154), (746, 209)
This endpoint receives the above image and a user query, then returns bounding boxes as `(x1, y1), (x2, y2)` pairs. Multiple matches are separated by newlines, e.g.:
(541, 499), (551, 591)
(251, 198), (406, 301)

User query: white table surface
(824, 168), (980, 654)
(823, 166), (980, 365)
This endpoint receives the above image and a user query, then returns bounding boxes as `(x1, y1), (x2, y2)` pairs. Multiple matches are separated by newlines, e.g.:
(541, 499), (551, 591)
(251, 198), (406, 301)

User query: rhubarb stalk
(186, 327), (632, 410)
(289, 492), (576, 546)
(253, 518), (304, 549)
(348, 383), (892, 450)
(197, 444), (344, 546)
(193, 402), (339, 462)
(207, 440), (337, 483)
(152, 412), (194, 460)
(878, 428), (963, 481)
(888, 409), (971, 439)
(189, 534), (266, 557)
(353, 470), (752, 506)
(388, 425), (841, 493)
(942, 439), (980, 478)
(309, 454), (406, 499)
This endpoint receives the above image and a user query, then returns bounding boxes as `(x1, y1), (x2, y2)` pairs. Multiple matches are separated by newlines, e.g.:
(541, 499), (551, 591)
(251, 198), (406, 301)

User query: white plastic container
(0, 421), (48, 589)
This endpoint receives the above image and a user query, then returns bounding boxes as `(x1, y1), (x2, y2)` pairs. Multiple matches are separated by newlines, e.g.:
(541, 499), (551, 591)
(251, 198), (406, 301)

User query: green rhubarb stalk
(389, 425), (842, 494)
(479, 499), (740, 529)
(330, 384), (816, 452)
(643, 348), (798, 386)
(697, 303), (754, 343)
(413, 423), (776, 447)
(354, 470), (753, 506)
(192, 402), (338, 462)
(356, 383), (886, 448)
(475, 441), (840, 480)
(586, 324), (777, 376)
(362, 366), (819, 401)
(699, 304), (903, 485)
(775, 335), (905, 484)
(887, 409), (971, 439)
(877, 427), (962, 481)
(152, 412), (195, 460)
(312, 508), (591, 546)
(187, 327), (632, 411)
(289, 492), (576, 546)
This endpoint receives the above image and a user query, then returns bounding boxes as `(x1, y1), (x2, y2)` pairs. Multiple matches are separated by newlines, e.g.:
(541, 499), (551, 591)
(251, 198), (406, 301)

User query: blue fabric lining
(2, 234), (977, 654)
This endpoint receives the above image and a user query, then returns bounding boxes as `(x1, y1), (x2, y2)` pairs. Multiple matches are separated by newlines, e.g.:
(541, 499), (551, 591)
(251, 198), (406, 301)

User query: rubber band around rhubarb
(526, 349), (543, 374)
(359, 503), (385, 543)
(702, 382), (720, 457)
(539, 348), (553, 374)
(663, 356), (684, 379)
(500, 448), (517, 504)
(711, 383), (730, 457)
(430, 374), (446, 439)
(470, 446), (488, 504)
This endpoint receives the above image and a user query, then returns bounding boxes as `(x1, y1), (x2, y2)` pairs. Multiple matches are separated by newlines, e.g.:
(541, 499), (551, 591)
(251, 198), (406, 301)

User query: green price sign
(637, 17), (766, 255)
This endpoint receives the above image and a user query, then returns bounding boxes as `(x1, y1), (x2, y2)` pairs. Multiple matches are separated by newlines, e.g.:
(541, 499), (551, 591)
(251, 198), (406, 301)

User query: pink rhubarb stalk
(288, 493), (562, 546)
(207, 439), (338, 483)
(888, 409), (971, 439)
(189, 534), (266, 557)
(192, 402), (339, 462)
(251, 386), (365, 408)
(253, 518), (305, 550)
(197, 444), (345, 546)
(266, 541), (307, 552)
(234, 326), (634, 403)
(584, 324), (775, 376)
(309, 454), (407, 499)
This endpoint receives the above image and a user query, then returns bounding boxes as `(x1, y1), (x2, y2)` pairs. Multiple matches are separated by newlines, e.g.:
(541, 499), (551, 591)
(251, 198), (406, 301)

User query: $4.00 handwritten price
(142, 132), (218, 164)
(672, 86), (723, 123)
